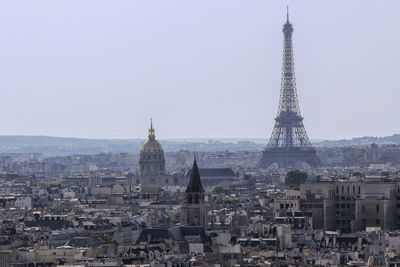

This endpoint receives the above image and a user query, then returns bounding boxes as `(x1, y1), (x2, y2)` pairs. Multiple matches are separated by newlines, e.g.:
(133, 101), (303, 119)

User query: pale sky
(0, 1), (399, 140)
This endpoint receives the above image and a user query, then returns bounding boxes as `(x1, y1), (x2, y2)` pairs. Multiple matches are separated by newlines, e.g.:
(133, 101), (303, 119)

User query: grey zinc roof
(136, 226), (208, 244)
(185, 168), (235, 177)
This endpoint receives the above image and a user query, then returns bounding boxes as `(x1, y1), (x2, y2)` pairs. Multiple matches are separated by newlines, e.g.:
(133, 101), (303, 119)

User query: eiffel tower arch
(258, 8), (320, 169)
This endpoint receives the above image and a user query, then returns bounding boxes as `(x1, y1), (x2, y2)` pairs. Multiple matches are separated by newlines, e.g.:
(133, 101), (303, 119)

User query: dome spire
(148, 118), (155, 140)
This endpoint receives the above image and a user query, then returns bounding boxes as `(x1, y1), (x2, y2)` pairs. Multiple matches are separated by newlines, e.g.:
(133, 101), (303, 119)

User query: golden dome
(140, 119), (164, 153)
(141, 139), (164, 153)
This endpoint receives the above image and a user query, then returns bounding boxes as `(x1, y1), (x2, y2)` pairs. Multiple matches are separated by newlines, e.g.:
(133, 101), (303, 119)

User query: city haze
(0, 0), (399, 139)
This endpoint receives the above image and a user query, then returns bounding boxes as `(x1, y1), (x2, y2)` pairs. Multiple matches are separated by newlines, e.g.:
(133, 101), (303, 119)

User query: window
(362, 205), (365, 213)
(376, 205), (379, 213)
(194, 194), (199, 204)
(188, 194), (193, 204)
(376, 219), (380, 226)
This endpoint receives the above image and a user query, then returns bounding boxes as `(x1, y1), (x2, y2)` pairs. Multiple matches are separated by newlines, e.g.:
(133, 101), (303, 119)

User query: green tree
(211, 185), (230, 195)
(284, 170), (308, 188)
(73, 207), (85, 214)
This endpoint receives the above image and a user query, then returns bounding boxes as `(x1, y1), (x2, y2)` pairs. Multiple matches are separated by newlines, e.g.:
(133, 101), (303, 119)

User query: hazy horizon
(1, 1), (399, 140)
(0, 134), (395, 144)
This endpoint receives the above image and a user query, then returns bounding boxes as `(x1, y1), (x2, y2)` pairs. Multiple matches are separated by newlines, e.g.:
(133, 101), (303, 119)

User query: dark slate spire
(186, 157), (204, 193)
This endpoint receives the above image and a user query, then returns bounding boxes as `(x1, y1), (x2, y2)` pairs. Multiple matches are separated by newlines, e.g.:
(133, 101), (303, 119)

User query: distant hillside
(0, 136), (144, 155)
(0, 135), (398, 156)
(313, 134), (400, 147)
(0, 136), (264, 156)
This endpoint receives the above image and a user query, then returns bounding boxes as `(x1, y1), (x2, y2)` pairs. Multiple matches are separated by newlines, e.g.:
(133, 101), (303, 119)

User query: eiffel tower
(258, 8), (319, 168)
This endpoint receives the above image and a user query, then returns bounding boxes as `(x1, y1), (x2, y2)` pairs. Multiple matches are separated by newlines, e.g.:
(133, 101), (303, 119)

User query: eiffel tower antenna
(286, 6), (289, 23)
(258, 9), (319, 168)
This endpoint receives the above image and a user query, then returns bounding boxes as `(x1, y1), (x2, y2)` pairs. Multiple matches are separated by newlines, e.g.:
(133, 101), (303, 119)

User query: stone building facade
(300, 179), (400, 232)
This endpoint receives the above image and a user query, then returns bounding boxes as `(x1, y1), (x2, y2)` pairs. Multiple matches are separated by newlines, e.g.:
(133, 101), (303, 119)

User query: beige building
(274, 189), (300, 214)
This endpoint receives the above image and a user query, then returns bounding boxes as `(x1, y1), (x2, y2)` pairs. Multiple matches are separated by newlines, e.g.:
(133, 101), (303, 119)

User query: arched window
(188, 194), (193, 204)
(194, 194), (199, 204)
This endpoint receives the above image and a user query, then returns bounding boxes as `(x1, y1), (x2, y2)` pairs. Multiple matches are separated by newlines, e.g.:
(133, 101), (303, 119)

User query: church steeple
(186, 157), (204, 193)
(181, 156), (208, 229)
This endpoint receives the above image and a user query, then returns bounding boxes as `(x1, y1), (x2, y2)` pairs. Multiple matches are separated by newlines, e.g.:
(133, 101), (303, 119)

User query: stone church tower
(139, 119), (165, 176)
(181, 158), (208, 229)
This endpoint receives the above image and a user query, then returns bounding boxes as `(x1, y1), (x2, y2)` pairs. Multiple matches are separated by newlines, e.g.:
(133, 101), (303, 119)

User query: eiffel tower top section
(278, 6), (301, 117)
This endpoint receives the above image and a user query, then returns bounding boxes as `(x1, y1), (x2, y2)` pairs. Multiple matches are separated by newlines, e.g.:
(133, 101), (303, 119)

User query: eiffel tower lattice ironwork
(258, 8), (319, 168)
